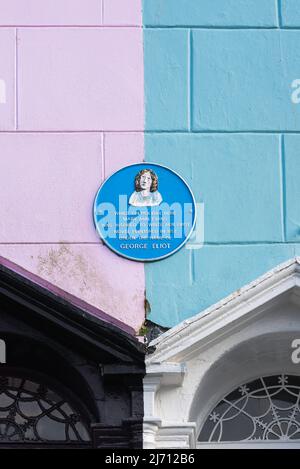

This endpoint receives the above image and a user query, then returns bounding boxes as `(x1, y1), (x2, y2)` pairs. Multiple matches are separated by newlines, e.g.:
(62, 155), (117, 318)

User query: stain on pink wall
(0, 0), (145, 332)
(0, 244), (145, 331)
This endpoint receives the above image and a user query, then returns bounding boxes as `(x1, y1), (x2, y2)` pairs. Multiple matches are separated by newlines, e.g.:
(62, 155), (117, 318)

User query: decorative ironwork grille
(198, 374), (300, 442)
(0, 375), (91, 444)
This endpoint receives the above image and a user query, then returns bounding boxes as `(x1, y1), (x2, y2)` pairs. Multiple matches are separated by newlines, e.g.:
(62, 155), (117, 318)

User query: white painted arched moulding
(145, 258), (300, 448)
(189, 330), (300, 439)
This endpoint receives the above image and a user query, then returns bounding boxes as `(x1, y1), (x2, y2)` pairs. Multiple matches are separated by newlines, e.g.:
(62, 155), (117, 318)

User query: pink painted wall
(0, 0), (145, 332)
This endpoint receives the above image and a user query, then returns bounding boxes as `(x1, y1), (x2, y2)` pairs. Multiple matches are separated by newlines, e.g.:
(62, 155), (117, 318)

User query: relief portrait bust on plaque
(129, 169), (163, 207)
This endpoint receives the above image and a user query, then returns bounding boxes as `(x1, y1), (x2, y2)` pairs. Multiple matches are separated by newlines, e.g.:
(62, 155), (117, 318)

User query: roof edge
(147, 257), (300, 362)
(0, 255), (135, 336)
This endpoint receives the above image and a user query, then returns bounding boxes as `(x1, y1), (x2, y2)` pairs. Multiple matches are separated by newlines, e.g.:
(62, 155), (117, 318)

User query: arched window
(0, 373), (91, 447)
(198, 375), (300, 446)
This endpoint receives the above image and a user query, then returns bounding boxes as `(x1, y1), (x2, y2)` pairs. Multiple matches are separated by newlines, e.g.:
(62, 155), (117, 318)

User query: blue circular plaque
(93, 163), (196, 262)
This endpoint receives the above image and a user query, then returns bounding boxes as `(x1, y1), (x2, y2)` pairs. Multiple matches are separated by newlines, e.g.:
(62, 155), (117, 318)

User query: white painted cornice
(145, 362), (186, 385)
(147, 257), (300, 364)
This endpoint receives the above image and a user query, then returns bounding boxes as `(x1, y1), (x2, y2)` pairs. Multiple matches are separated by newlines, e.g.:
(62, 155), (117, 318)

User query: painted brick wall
(143, 0), (300, 327)
(0, 0), (145, 331)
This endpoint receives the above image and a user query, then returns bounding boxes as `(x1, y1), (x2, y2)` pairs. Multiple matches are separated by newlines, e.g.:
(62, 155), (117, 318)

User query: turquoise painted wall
(143, 0), (300, 328)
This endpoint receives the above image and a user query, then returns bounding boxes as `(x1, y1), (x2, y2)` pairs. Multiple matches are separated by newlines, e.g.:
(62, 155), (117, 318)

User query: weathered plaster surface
(144, 259), (300, 448)
(0, 0), (145, 332)
(143, 0), (300, 328)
